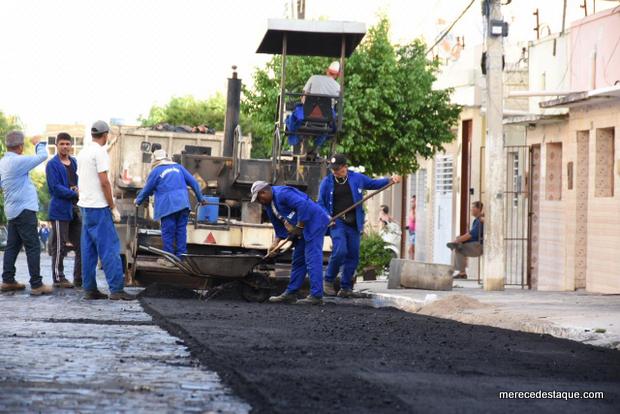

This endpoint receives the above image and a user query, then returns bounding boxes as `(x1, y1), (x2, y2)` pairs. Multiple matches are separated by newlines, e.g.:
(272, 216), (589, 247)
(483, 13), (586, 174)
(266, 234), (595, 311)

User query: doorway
(460, 120), (473, 235)
(574, 131), (589, 289)
(528, 145), (541, 289)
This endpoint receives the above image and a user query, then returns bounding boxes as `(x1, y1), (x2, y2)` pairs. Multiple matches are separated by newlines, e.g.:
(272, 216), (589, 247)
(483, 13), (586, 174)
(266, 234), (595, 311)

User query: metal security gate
(480, 146), (531, 288)
(433, 155), (454, 265)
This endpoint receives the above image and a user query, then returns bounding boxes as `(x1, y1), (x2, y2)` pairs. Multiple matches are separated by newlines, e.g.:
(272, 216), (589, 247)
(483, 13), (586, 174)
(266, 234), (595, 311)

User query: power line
(425, 0), (477, 55)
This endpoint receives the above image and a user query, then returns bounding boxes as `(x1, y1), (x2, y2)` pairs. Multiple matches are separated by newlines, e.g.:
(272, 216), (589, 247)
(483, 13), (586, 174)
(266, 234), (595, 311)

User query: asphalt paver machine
(123, 19), (366, 299)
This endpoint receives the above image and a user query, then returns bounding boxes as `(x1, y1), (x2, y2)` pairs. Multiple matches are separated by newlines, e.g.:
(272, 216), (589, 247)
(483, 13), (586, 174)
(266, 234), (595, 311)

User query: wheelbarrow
(138, 237), (293, 302)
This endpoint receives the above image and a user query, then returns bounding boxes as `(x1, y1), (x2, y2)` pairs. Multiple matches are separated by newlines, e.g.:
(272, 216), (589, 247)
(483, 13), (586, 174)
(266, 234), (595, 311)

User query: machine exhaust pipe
(223, 65), (241, 158)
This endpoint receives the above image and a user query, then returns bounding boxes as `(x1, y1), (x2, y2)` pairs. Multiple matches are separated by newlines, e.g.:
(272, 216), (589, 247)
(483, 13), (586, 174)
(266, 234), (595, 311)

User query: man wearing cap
(76, 121), (134, 300)
(0, 132), (53, 295)
(251, 181), (330, 305)
(46, 132), (81, 288)
(302, 61), (341, 100)
(319, 154), (401, 298)
(135, 149), (207, 266)
(286, 61), (341, 156)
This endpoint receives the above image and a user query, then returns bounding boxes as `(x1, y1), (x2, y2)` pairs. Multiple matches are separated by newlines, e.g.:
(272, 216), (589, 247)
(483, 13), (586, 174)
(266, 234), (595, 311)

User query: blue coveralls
(265, 186), (330, 298)
(318, 171), (389, 290)
(136, 162), (204, 257)
(285, 104), (336, 148)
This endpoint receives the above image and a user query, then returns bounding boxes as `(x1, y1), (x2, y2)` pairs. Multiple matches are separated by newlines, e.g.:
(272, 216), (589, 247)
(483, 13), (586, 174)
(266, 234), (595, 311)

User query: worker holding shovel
(318, 155), (400, 298)
(251, 181), (330, 305)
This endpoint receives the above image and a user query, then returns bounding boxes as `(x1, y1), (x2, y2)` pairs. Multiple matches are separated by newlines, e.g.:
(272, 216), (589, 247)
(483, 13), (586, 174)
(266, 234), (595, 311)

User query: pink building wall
(569, 8), (620, 91)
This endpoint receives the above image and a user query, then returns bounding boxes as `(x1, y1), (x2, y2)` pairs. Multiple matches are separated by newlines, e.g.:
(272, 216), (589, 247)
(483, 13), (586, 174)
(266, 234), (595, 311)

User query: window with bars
(435, 155), (453, 194)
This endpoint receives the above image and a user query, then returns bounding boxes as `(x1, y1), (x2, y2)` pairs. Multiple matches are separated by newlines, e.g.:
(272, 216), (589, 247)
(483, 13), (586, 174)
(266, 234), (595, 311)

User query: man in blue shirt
(0, 132), (53, 295)
(447, 201), (484, 279)
(251, 181), (330, 305)
(46, 132), (81, 288)
(318, 155), (400, 298)
(135, 149), (207, 266)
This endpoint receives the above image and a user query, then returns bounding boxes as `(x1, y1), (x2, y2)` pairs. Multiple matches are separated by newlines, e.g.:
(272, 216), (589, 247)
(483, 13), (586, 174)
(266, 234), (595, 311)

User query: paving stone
(0, 255), (250, 413)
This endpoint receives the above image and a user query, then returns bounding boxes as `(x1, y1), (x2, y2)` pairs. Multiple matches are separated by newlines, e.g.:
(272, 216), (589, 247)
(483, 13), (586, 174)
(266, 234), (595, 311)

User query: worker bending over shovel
(319, 154), (400, 298)
(251, 181), (330, 305)
(135, 149), (207, 267)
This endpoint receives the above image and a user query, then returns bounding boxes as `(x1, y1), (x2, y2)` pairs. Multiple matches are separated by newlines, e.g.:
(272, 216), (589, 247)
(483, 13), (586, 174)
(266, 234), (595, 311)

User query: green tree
(140, 94), (227, 129)
(242, 17), (461, 175)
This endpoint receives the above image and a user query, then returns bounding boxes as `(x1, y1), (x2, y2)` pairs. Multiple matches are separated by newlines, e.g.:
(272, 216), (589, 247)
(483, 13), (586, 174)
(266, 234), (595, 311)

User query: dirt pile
(418, 294), (490, 317)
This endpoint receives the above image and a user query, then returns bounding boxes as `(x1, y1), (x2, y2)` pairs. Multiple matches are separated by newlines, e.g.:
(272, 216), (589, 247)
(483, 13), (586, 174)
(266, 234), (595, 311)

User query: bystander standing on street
(77, 121), (134, 300)
(0, 131), (53, 295)
(46, 132), (81, 288)
(38, 223), (50, 252)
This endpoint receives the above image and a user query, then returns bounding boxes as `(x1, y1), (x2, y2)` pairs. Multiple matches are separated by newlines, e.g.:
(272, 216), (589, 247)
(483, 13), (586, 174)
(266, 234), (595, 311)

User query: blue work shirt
(0, 143), (48, 220)
(318, 170), (389, 233)
(265, 186), (330, 241)
(467, 217), (483, 244)
(46, 154), (79, 221)
(135, 162), (205, 220)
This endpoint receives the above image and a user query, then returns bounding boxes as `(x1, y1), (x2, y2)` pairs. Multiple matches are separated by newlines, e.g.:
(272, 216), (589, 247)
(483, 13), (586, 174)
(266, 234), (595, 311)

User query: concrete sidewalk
(358, 279), (620, 350)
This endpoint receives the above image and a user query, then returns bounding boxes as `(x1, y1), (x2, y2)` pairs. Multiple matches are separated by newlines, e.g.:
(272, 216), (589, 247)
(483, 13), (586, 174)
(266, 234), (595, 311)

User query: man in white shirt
(77, 120), (134, 300)
(302, 61), (341, 99)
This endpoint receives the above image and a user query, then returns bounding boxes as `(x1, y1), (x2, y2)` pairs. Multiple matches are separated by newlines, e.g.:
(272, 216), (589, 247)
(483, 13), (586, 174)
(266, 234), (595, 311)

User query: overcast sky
(0, 0), (610, 134)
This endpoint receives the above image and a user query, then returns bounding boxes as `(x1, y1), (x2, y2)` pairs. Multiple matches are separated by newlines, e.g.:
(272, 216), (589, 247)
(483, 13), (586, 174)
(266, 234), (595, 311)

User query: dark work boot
(336, 289), (353, 299)
(73, 277), (83, 288)
(323, 281), (336, 296)
(268, 291), (298, 304)
(109, 290), (137, 301)
(1, 281), (26, 292)
(53, 278), (74, 288)
(296, 295), (323, 305)
(84, 290), (108, 300)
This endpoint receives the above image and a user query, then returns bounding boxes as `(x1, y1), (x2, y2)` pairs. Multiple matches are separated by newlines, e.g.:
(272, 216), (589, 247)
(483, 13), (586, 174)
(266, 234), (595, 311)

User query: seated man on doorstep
(447, 201), (484, 279)
(135, 149), (207, 267)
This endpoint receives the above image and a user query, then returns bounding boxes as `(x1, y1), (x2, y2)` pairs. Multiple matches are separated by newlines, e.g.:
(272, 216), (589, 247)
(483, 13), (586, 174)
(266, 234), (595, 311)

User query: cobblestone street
(0, 254), (250, 413)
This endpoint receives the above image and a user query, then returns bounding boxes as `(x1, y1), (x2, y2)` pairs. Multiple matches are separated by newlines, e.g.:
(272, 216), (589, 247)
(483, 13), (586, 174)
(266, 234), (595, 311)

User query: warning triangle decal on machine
(205, 232), (217, 244)
(309, 104), (323, 119)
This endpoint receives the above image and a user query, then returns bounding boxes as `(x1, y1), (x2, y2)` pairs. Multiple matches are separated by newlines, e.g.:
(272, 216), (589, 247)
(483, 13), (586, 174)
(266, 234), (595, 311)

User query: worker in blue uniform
(135, 149), (207, 266)
(251, 181), (330, 305)
(318, 154), (400, 298)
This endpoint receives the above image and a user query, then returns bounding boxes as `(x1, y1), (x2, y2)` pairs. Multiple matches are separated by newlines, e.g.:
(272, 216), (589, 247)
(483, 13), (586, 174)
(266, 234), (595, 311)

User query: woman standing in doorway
(408, 196), (416, 259)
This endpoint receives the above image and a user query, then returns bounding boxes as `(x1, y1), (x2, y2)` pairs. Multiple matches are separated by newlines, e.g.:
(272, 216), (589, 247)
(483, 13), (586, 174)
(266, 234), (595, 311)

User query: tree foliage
(242, 17), (461, 175)
(140, 94), (227, 129)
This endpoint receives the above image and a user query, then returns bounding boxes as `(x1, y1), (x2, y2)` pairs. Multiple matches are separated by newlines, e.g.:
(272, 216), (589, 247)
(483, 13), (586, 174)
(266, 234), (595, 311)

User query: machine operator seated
(286, 61), (341, 156)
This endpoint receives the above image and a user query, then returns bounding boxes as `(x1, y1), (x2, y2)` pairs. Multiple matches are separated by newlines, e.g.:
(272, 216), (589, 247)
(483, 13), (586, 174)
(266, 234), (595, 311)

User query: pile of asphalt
(141, 297), (620, 414)
(138, 283), (200, 299)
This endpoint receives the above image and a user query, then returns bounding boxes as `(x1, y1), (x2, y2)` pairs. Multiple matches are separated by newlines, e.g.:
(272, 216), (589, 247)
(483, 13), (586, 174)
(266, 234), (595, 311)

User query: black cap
(329, 154), (347, 169)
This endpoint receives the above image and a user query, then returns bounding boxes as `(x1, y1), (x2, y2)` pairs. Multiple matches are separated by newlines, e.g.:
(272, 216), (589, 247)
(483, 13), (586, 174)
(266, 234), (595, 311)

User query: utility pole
(297, 0), (305, 19)
(483, 0), (506, 291)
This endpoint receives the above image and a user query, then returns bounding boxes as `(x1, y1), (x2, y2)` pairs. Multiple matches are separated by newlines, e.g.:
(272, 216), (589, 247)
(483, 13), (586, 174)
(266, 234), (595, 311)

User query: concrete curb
(368, 291), (620, 350)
